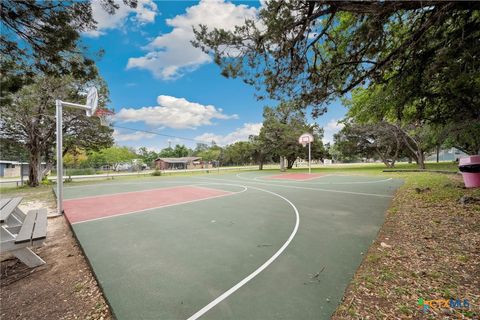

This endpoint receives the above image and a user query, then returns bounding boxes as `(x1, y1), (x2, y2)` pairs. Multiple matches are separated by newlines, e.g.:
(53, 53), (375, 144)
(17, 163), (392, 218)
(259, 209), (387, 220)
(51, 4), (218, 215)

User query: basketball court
(62, 171), (402, 319)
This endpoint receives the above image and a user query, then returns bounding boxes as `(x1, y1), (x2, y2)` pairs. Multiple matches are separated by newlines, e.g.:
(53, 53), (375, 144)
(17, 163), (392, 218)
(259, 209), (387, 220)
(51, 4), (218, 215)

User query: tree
(0, 138), (28, 161)
(196, 145), (222, 162)
(334, 122), (402, 167)
(172, 144), (190, 158)
(255, 101), (324, 170)
(64, 148), (88, 168)
(1, 0), (137, 76)
(0, 75), (113, 186)
(137, 147), (158, 167)
(89, 146), (136, 171)
(444, 122), (480, 156)
(224, 141), (255, 166)
(193, 1), (479, 117)
(158, 147), (175, 158)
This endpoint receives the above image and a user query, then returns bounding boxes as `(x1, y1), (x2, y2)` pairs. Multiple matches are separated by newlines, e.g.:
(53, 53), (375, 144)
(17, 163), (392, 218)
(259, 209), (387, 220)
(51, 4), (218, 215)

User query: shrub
(151, 169), (162, 176)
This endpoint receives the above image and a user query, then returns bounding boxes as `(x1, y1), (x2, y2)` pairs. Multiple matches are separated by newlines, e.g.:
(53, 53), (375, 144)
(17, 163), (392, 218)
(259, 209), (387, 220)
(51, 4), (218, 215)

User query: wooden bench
(1, 208), (48, 267)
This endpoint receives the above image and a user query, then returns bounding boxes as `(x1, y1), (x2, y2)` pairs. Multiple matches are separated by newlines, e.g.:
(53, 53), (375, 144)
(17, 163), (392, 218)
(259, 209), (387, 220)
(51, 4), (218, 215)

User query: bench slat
(14, 210), (37, 244)
(32, 208), (47, 241)
(0, 197), (22, 223)
(0, 198), (10, 210)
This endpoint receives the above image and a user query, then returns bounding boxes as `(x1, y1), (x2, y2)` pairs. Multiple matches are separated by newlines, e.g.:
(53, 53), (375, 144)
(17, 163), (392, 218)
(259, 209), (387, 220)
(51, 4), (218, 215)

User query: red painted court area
(64, 186), (231, 224)
(265, 173), (325, 181)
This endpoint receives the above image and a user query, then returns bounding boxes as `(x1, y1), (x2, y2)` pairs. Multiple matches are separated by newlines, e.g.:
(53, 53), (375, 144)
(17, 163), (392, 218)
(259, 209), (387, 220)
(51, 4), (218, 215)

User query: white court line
(258, 174), (332, 182)
(63, 178), (192, 189)
(236, 172), (392, 185)
(71, 184), (248, 225)
(64, 184), (199, 201)
(331, 178), (392, 184)
(187, 185), (300, 320)
(201, 176), (393, 198)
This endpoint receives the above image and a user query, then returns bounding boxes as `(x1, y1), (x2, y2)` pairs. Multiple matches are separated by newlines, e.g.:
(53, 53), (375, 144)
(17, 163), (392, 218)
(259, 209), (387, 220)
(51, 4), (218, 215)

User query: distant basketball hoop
(298, 133), (314, 173)
(94, 108), (115, 126)
(298, 133), (314, 147)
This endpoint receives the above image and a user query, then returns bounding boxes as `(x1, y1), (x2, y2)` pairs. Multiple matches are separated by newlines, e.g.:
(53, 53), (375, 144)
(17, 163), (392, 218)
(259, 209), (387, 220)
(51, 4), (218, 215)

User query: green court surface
(63, 172), (403, 319)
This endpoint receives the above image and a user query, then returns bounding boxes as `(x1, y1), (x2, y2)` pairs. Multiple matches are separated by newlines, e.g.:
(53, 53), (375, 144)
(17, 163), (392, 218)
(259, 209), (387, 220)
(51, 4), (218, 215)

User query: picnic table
(0, 197), (47, 267)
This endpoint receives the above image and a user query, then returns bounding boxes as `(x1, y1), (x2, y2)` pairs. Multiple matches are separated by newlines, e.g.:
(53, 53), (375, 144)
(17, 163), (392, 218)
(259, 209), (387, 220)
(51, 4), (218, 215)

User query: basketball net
(94, 108), (115, 126)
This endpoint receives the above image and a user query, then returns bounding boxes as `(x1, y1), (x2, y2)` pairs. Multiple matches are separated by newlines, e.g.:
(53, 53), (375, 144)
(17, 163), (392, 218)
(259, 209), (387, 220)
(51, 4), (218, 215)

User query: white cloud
(126, 0), (258, 79)
(115, 95), (238, 129)
(322, 119), (345, 144)
(113, 130), (155, 142)
(85, 0), (158, 37)
(195, 122), (262, 146)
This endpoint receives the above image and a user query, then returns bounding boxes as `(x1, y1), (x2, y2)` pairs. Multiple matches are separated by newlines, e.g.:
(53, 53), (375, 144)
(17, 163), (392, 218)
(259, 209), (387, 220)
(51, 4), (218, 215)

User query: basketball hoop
(94, 108), (115, 126)
(298, 133), (314, 173)
(298, 133), (314, 147)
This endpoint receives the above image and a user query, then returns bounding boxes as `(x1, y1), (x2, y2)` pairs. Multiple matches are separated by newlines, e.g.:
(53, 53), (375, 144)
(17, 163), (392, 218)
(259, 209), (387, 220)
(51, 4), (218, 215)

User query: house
(154, 157), (211, 170)
(426, 147), (468, 162)
(0, 160), (47, 178)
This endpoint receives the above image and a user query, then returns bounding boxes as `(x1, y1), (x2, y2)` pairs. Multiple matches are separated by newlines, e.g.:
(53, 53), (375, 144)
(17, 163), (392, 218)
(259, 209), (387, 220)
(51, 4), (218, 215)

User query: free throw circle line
(187, 185), (300, 320)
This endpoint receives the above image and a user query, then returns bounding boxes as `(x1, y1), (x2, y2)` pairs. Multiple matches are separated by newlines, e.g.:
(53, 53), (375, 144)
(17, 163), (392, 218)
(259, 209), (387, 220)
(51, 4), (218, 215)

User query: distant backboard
(298, 133), (314, 146)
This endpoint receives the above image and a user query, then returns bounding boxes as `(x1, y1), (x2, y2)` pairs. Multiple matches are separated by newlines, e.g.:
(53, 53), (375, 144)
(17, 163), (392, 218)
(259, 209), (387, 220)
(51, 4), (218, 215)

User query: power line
(113, 125), (213, 145)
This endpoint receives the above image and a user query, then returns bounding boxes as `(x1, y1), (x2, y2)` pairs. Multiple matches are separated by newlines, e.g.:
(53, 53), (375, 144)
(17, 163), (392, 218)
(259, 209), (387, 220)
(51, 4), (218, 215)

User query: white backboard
(86, 87), (98, 117)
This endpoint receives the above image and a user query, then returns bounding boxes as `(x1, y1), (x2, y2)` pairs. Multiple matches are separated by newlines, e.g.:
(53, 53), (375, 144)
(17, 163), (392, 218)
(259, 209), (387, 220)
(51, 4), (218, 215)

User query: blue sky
(81, 0), (346, 151)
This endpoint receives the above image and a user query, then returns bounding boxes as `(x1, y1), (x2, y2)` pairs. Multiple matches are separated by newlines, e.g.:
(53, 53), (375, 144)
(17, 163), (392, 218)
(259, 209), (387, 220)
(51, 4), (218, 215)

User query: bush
(41, 175), (52, 185)
(151, 169), (162, 176)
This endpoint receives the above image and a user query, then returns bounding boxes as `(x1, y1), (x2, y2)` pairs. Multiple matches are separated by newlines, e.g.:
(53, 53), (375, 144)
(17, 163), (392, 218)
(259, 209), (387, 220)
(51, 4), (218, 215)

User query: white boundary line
(71, 184), (248, 225)
(261, 174), (329, 182)
(204, 176), (393, 198)
(236, 172), (392, 185)
(64, 184), (196, 201)
(186, 185), (300, 320)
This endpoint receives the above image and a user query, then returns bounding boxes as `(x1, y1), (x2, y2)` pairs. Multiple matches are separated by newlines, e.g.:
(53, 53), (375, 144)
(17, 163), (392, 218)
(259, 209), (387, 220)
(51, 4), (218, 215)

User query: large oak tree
(193, 1), (479, 117)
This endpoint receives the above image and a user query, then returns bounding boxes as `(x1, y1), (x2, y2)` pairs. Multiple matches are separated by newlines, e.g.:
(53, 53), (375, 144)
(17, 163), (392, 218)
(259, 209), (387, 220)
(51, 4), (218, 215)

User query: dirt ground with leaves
(0, 193), (112, 320)
(333, 174), (480, 319)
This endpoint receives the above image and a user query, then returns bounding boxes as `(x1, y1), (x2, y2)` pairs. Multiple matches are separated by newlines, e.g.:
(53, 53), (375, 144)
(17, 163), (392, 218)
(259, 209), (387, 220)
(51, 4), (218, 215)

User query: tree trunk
(287, 157), (295, 169)
(28, 150), (41, 187)
(280, 156), (286, 172)
(436, 145), (440, 162)
(259, 161), (264, 170)
(417, 151), (426, 169)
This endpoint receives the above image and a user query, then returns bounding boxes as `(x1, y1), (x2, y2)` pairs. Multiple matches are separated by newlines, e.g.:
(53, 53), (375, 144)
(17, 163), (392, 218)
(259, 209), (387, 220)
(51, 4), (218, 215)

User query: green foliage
(0, 138), (28, 161)
(88, 146), (136, 170)
(223, 141), (255, 166)
(0, 74), (113, 186)
(0, 0), (136, 77)
(158, 145), (191, 158)
(334, 122), (402, 167)
(194, 1), (480, 116)
(137, 147), (158, 166)
(255, 101), (326, 169)
(196, 146), (222, 162)
(151, 169), (162, 176)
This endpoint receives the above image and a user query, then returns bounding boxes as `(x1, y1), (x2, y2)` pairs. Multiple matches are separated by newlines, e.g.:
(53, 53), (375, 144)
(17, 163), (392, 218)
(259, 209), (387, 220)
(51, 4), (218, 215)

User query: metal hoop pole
(56, 100), (64, 215)
(308, 141), (311, 174)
